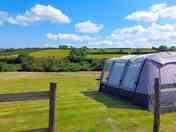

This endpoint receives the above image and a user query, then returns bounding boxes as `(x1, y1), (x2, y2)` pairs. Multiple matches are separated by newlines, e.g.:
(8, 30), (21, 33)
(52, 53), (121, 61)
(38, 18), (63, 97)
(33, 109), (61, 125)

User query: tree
(15, 54), (33, 63)
(158, 45), (168, 51)
(134, 48), (141, 54)
(119, 49), (123, 54)
(0, 62), (18, 71)
(152, 46), (158, 50)
(170, 46), (176, 51)
(43, 59), (60, 72)
(58, 45), (69, 49)
(67, 47), (88, 62)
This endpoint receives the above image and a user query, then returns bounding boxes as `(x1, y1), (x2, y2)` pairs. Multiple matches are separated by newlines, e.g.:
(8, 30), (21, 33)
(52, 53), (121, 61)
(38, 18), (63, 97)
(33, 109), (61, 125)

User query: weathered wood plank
(48, 82), (57, 132)
(153, 78), (160, 132)
(0, 82), (57, 132)
(0, 91), (49, 102)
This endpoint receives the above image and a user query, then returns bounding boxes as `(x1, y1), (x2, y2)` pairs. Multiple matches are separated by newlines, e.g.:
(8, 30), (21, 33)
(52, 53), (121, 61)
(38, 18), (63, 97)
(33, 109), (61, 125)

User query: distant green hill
(30, 49), (125, 59)
(30, 49), (70, 58)
(0, 48), (158, 59)
(30, 48), (157, 59)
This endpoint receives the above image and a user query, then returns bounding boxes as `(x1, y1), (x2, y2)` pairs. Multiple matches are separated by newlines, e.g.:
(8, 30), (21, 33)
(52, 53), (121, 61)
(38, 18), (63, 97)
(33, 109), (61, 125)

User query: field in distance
(30, 49), (70, 58)
(0, 48), (156, 59)
(0, 72), (175, 132)
(30, 49), (124, 59)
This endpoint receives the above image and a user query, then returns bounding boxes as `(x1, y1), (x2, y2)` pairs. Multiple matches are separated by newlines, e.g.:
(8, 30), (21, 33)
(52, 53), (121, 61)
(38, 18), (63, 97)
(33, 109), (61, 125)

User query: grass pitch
(0, 72), (175, 132)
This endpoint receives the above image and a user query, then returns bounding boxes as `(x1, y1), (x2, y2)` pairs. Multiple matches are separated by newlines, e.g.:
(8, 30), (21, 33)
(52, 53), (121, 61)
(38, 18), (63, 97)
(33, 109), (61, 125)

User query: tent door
(160, 64), (176, 112)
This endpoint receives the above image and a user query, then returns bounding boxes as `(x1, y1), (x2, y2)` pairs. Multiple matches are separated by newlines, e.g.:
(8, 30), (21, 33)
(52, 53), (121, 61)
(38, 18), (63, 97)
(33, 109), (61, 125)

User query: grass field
(31, 49), (124, 59)
(0, 48), (157, 60)
(0, 72), (175, 132)
(30, 49), (70, 58)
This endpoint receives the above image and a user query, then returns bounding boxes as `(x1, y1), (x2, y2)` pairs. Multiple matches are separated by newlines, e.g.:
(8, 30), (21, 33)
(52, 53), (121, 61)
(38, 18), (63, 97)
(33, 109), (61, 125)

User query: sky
(0, 0), (176, 48)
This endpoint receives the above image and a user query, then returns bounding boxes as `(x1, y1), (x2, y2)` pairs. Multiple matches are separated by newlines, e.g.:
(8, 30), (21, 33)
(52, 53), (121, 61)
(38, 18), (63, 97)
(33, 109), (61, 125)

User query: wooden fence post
(153, 78), (160, 132)
(48, 82), (57, 132)
(96, 79), (102, 92)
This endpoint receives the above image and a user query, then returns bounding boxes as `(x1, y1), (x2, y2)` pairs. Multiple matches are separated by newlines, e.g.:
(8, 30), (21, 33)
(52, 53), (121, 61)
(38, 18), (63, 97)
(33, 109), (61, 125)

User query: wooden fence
(0, 77), (169, 132)
(0, 82), (57, 132)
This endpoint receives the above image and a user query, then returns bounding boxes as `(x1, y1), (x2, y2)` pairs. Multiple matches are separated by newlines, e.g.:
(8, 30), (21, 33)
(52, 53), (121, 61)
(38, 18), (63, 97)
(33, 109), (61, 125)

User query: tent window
(102, 62), (113, 83)
(121, 62), (142, 91)
(160, 64), (176, 89)
(108, 62), (126, 88)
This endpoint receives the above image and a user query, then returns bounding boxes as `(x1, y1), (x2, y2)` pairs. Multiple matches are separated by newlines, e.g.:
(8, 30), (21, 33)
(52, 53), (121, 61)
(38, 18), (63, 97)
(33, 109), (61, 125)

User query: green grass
(0, 55), (17, 59)
(0, 49), (40, 57)
(0, 48), (157, 60)
(0, 72), (175, 132)
(30, 49), (70, 58)
(31, 49), (125, 59)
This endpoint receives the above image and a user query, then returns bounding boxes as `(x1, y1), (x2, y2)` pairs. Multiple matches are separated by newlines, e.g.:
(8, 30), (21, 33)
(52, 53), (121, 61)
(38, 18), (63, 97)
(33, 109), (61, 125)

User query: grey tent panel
(100, 52), (176, 112)
(107, 62), (126, 88)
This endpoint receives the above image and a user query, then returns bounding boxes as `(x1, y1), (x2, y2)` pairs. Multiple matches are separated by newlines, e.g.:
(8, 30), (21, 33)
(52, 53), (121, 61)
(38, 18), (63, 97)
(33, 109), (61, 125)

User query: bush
(67, 47), (88, 62)
(170, 46), (176, 51)
(15, 54), (33, 63)
(158, 45), (168, 51)
(90, 59), (104, 71)
(0, 62), (19, 72)
(79, 61), (91, 71)
(43, 59), (61, 72)
(58, 45), (69, 49)
(65, 63), (82, 72)
(0, 48), (104, 72)
(21, 60), (44, 72)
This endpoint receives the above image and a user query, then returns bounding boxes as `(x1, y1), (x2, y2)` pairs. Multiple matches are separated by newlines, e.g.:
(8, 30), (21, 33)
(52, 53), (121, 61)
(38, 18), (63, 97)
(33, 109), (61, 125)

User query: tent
(99, 52), (176, 111)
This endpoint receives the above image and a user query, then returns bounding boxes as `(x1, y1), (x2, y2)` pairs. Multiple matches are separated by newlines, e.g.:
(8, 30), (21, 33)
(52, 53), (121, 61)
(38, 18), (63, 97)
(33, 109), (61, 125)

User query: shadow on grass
(82, 90), (146, 110)
(19, 128), (48, 132)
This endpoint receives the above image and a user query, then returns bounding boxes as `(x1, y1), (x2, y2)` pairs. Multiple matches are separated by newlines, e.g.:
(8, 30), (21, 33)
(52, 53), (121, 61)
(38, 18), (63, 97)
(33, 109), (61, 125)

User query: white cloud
(0, 11), (10, 25)
(113, 25), (146, 35)
(150, 3), (167, 12)
(125, 3), (176, 22)
(125, 11), (158, 22)
(108, 23), (176, 47)
(46, 33), (81, 41)
(75, 20), (103, 33)
(0, 4), (70, 25)
(47, 23), (176, 48)
(46, 33), (92, 42)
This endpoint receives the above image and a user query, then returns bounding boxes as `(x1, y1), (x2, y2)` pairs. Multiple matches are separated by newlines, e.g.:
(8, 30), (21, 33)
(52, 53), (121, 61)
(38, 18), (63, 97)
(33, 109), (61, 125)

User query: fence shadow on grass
(82, 90), (146, 110)
(19, 128), (48, 132)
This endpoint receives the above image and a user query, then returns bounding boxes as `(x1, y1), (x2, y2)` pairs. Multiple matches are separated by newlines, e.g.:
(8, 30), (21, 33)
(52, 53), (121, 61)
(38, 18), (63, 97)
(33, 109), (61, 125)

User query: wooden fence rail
(0, 82), (57, 132)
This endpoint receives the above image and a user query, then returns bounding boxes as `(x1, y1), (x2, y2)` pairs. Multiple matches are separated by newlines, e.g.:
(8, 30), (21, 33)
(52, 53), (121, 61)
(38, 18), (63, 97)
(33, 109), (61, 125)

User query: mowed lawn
(0, 72), (175, 132)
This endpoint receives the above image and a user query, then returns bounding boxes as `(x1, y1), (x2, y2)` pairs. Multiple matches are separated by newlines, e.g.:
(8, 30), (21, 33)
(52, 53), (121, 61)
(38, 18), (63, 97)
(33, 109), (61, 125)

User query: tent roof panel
(107, 52), (176, 65)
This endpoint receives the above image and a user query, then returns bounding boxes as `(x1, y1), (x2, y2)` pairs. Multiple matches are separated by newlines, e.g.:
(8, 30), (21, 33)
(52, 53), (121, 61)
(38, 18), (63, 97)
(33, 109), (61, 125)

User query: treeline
(0, 45), (175, 57)
(0, 48), (104, 72)
(0, 45), (175, 72)
(88, 45), (176, 55)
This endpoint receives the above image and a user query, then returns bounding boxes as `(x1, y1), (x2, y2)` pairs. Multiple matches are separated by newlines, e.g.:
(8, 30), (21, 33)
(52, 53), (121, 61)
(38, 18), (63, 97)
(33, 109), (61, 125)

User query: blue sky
(0, 0), (176, 48)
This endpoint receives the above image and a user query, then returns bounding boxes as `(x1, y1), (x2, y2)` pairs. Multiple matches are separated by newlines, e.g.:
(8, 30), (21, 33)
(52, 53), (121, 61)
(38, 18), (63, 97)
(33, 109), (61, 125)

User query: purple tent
(100, 52), (176, 112)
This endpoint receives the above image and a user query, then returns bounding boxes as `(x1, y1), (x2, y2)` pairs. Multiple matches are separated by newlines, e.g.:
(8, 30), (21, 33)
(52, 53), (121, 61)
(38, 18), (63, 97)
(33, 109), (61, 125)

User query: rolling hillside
(30, 49), (70, 58)
(0, 48), (157, 60)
